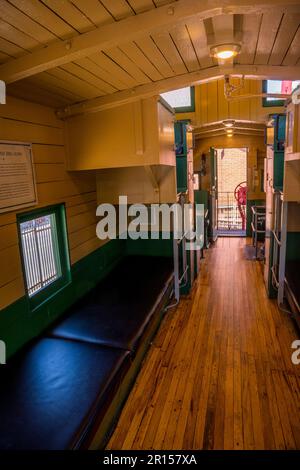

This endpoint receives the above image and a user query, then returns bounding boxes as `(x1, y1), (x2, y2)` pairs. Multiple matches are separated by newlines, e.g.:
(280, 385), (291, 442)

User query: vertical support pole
(278, 200), (288, 305)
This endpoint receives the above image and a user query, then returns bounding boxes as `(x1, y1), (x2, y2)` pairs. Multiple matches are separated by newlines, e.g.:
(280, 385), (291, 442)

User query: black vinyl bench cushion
(49, 256), (173, 351)
(285, 260), (300, 310)
(0, 338), (129, 450)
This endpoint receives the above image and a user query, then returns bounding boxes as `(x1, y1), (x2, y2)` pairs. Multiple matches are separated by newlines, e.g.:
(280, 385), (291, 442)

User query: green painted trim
(286, 232), (300, 261)
(0, 238), (125, 359)
(16, 204), (71, 312)
(262, 80), (285, 108)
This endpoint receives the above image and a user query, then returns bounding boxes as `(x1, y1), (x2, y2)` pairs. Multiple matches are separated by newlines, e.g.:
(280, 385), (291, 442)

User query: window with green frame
(262, 80), (300, 107)
(17, 204), (71, 311)
(160, 86), (195, 113)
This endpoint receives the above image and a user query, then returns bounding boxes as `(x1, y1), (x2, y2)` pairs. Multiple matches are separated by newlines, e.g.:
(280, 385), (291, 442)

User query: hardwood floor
(107, 237), (300, 450)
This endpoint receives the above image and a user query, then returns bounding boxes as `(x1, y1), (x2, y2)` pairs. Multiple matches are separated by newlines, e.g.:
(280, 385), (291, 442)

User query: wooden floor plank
(107, 238), (300, 450)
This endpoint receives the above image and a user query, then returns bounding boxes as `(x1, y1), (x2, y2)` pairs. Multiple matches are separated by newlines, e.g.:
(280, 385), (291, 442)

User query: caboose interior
(0, 0), (299, 453)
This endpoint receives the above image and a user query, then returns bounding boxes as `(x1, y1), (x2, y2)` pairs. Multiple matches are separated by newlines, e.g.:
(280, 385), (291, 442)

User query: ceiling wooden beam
(1, 0), (300, 84)
(56, 64), (300, 118)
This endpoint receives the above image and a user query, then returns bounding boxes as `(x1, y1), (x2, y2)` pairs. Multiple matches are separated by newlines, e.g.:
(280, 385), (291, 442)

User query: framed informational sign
(0, 141), (38, 213)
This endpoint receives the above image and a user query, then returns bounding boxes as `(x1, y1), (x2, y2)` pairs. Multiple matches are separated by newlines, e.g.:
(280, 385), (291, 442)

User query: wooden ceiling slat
(0, 2), (57, 45)
(9, 0), (77, 39)
(74, 57), (128, 90)
(7, 80), (71, 108)
(254, 12), (283, 65)
(269, 13), (300, 65)
(151, 31), (187, 75)
(135, 35), (174, 78)
(169, 24), (200, 72)
(186, 18), (213, 68)
(127, 0), (155, 14)
(70, 0), (115, 27)
(41, 0), (94, 34)
(0, 19), (41, 50)
(0, 36), (26, 58)
(104, 47), (151, 85)
(283, 27), (300, 65)
(153, 0), (172, 6)
(237, 13), (262, 65)
(47, 68), (105, 99)
(89, 52), (139, 88)
(119, 42), (163, 81)
(0, 51), (11, 64)
(100, 0), (135, 20)
(60, 62), (117, 94)
(30, 72), (85, 102)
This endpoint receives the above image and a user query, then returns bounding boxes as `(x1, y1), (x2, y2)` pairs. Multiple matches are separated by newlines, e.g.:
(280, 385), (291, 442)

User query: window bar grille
(20, 216), (58, 296)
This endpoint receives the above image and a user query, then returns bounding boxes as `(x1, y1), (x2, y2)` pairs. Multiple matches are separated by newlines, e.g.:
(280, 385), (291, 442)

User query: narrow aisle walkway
(107, 238), (300, 450)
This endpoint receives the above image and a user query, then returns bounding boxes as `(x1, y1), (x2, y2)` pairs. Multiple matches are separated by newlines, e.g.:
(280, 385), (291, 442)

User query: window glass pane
(161, 87), (192, 109)
(20, 214), (60, 296)
(266, 80), (300, 102)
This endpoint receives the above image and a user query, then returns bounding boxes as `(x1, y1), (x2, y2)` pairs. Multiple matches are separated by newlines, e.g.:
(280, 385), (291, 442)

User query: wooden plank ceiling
(0, 0), (299, 109)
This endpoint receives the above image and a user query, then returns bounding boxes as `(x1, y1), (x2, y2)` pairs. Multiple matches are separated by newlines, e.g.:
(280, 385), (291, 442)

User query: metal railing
(166, 192), (189, 309)
(20, 215), (59, 296)
(217, 191), (245, 231)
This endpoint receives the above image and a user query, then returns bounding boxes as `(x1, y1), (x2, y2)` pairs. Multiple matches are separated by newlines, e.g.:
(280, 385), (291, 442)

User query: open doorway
(216, 148), (247, 236)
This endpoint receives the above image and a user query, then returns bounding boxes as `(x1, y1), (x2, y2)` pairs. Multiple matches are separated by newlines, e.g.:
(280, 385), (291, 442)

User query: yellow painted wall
(177, 79), (284, 125)
(0, 96), (103, 310)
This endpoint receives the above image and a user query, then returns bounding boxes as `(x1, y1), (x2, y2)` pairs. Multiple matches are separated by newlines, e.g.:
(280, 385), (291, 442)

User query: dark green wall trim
(0, 239), (125, 360)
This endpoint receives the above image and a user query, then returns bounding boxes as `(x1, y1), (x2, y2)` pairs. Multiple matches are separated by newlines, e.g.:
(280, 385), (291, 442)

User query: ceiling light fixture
(222, 119), (235, 128)
(210, 44), (241, 60)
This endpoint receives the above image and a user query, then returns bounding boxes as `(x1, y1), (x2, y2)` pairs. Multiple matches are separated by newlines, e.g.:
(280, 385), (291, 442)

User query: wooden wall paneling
(254, 12), (283, 65)
(34, 163), (66, 183)
(169, 24), (200, 72)
(0, 277), (25, 311)
(228, 78), (240, 120)
(207, 81), (218, 123)
(283, 27), (300, 65)
(269, 13), (300, 65)
(0, 95), (102, 311)
(0, 245), (23, 289)
(0, 118), (64, 145)
(119, 42), (164, 81)
(135, 36), (175, 78)
(0, 96), (62, 128)
(70, 237), (103, 265)
(151, 31), (188, 75)
(217, 79), (229, 122)
(199, 82), (208, 126)
(0, 223), (18, 252)
(238, 78), (251, 121)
